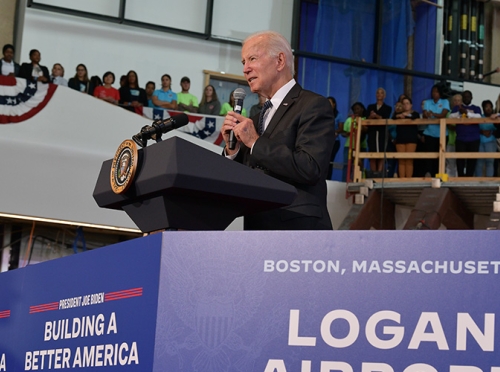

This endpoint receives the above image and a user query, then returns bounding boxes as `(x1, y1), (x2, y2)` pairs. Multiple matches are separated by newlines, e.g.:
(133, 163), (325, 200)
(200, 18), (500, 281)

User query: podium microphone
(132, 113), (189, 147)
(228, 88), (247, 150)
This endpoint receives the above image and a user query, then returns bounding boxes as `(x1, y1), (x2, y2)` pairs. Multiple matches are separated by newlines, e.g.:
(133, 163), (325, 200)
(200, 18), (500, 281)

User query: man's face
(462, 91), (472, 105)
(484, 103), (493, 116)
(353, 105), (364, 116)
(30, 51), (41, 64)
(241, 35), (278, 98)
(3, 48), (14, 63)
(431, 87), (440, 101)
(452, 96), (462, 107)
(376, 89), (385, 101)
(146, 83), (155, 96)
(181, 80), (190, 92)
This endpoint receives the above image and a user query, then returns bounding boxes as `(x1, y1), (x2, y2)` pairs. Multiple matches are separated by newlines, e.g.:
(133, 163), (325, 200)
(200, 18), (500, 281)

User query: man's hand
(222, 111), (259, 155)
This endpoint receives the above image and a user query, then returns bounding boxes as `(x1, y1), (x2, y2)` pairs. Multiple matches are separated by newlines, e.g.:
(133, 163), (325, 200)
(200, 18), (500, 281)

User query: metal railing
(351, 117), (500, 183)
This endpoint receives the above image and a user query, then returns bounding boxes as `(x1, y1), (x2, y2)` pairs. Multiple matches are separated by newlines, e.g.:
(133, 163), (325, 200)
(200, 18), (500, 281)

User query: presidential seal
(110, 139), (138, 194)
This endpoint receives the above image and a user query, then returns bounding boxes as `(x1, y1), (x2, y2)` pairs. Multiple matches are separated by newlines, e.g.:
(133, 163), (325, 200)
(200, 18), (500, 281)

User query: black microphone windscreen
(172, 113), (189, 129)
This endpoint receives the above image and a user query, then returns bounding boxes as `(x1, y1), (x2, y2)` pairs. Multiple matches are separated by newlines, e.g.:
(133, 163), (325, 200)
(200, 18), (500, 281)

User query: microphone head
(171, 113), (190, 129)
(233, 88), (246, 101)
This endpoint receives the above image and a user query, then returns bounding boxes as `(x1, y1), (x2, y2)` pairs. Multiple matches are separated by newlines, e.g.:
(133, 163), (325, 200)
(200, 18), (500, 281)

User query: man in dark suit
(19, 49), (50, 83)
(221, 31), (335, 230)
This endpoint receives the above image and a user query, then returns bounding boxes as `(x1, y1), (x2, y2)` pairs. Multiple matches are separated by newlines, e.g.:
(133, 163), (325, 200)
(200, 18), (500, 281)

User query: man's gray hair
(243, 31), (295, 76)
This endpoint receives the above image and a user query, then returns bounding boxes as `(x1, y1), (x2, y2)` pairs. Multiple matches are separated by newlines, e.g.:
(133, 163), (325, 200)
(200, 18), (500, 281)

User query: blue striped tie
(258, 100), (273, 135)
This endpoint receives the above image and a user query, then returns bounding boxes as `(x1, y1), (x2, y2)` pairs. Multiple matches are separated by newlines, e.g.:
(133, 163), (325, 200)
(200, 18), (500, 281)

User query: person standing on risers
(152, 74), (177, 110)
(177, 76), (199, 113)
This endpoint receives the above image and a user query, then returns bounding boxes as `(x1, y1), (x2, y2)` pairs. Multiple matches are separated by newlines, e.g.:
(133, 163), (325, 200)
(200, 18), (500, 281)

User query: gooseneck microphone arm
(132, 113), (189, 148)
(228, 88), (247, 150)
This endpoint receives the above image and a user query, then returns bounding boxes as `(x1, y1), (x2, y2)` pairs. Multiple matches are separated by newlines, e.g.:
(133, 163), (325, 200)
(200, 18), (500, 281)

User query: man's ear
(276, 52), (286, 72)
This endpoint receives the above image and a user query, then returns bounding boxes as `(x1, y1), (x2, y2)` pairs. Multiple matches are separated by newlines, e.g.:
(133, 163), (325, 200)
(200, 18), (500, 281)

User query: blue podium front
(1, 231), (499, 372)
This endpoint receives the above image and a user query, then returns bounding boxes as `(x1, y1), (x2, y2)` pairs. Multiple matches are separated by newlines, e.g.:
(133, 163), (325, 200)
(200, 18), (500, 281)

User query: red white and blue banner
(0, 76), (57, 124)
(0, 77), (224, 146)
(142, 107), (224, 146)
(1, 230), (500, 371)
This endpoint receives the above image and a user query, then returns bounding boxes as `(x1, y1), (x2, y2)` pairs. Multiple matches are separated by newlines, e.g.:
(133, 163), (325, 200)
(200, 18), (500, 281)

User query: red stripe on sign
(105, 287), (143, 302)
(0, 310), (11, 318)
(29, 302), (59, 314)
(0, 75), (17, 86)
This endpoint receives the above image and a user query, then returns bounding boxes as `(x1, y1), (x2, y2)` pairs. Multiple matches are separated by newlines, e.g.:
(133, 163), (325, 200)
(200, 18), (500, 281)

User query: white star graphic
(6, 98), (13, 104)
(154, 114), (161, 119)
(207, 120), (215, 128)
(28, 82), (36, 89)
(204, 130), (211, 136)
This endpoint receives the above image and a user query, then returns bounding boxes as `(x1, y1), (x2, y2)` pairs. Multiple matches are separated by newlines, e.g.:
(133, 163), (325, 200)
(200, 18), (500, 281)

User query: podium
(93, 136), (297, 232)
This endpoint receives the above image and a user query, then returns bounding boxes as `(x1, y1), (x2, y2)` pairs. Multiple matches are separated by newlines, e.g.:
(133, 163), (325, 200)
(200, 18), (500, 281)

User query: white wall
(20, 2), (293, 101)
(463, 81), (500, 108)
(19, 9), (236, 100)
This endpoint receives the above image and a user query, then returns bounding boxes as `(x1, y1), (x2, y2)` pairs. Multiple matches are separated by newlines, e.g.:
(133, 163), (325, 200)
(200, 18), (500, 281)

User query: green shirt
(343, 116), (367, 148)
(176, 92), (199, 107)
(220, 102), (247, 117)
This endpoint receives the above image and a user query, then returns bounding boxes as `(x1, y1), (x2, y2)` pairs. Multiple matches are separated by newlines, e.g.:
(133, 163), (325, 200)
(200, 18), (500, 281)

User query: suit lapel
(263, 83), (302, 137)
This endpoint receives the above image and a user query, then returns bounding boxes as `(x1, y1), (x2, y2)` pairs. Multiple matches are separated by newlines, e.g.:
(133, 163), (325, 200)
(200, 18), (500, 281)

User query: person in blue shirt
(152, 74), (177, 110)
(476, 100), (498, 177)
(422, 84), (450, 177)
(451, 90), (482, 177)
(145, 81), (155, 108)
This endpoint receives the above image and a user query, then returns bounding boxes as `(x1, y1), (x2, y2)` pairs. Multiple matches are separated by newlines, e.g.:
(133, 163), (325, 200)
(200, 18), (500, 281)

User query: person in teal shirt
(476, 100), (498, 177)
(422, 84), (450, 176)
(152, 74), (177, 110)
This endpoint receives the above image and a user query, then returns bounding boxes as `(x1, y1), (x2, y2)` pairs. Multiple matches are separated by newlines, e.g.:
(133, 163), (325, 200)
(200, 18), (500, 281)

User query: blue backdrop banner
(1, 230), (500, 371)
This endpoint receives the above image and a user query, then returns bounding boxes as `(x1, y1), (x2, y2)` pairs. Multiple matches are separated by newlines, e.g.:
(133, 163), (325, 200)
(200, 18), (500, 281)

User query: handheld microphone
(132, 113), (189, 148)
(228, 88), (247, 150)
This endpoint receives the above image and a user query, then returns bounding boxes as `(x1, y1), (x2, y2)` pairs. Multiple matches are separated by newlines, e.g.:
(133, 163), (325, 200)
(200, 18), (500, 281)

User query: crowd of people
(330, 84), (500, 181)
(3, 43), (500, 182)
(0, 43), (264, 118)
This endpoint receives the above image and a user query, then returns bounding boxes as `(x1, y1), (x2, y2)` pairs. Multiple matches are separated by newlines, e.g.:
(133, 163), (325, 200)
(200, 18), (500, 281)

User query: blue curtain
(301, 0), (414, 113)
(297, 0), (443, 181)
(412, 3), (438, 109)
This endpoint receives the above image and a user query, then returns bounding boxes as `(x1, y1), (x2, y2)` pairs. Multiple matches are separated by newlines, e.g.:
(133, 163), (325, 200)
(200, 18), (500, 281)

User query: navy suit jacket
(234, 83), (335, 230)
(19, 63), (50, 83)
